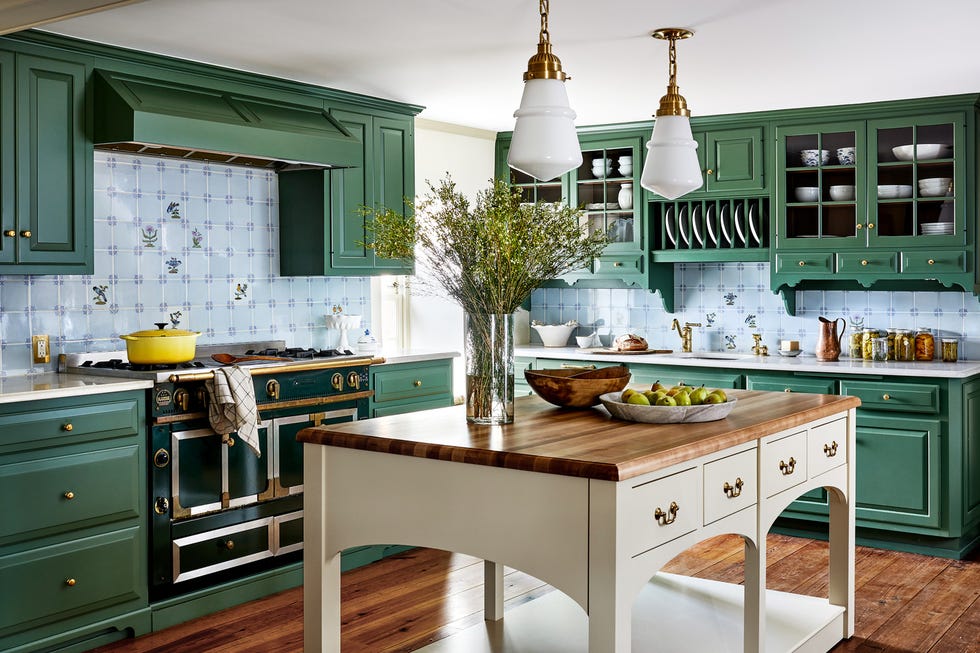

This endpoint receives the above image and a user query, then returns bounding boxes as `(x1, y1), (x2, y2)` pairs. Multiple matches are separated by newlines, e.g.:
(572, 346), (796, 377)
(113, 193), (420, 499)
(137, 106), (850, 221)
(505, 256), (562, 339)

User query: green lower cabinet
(626, 364), (743, 390)
(369, 359), (455, 418)
(515, 356), (536, 398)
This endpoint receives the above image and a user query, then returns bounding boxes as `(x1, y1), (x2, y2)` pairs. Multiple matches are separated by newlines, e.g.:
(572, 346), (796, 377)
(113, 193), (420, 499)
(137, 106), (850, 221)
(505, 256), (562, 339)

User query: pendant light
(640, 28), (703, 200)
(507, 0), (582, 182)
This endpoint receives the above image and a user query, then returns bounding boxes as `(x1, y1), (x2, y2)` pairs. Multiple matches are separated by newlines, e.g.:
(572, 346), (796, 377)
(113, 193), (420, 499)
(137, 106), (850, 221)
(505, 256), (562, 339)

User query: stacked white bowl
(918, 177), (952, 197)
(877, 185), (913, 199)
(592, 157), (612, 179)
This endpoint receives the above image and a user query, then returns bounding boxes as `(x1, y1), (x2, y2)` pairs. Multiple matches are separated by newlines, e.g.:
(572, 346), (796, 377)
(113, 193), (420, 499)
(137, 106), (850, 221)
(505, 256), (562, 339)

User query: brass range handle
(778, 457), (797, 475)
(823, 441), (839, 457)
(723, 478), (744, 498)
(331, 373), (343, 391)
(266, 379), (280, 400)
(654, 501), (679, 525)
(65, 578), (77, 587)
(63, 491), (75, 500)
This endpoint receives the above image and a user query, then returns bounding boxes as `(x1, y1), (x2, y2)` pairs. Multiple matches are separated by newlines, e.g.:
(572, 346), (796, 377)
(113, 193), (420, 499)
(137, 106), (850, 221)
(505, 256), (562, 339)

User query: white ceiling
(38, 0), (980, 132)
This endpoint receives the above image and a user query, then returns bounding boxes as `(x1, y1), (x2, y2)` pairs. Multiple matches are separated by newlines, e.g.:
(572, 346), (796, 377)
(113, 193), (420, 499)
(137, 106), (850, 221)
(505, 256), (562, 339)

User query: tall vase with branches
(366, 176), (607, 424)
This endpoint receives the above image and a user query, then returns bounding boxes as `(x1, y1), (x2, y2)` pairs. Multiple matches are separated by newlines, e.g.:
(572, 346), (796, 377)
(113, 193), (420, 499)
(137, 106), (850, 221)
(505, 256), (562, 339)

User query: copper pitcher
(815, 316), (846, 362)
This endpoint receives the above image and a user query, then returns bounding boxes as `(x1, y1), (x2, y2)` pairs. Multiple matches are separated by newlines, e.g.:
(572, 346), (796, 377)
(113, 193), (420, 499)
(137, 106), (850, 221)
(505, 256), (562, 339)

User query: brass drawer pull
(65, 578), (77, 587)
(654, 501), (679, 525)
(784, 388), (792, 393)
(613, 261), (623, 267)
(779, 457), (797, 475)
(706, 168), (714, 175)
(861, 259), (868, 266)
(63, 423), (73, 432)
(867, 222), (875, 230)
(63, 491), (75, 500)
(882, 393), (890, 401)
(222, 540), (235, 550)
(413, 379), (422, 387)
(824, 441), (839, 457)
(928, 259), (935, 265)
(798, 260), (806, 267)
(723, 478), (744, 498)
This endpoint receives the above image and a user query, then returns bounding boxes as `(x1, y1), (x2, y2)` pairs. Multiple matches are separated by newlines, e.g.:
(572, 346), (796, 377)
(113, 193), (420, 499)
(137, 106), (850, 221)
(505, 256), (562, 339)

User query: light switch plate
(32, 335), (50, 364)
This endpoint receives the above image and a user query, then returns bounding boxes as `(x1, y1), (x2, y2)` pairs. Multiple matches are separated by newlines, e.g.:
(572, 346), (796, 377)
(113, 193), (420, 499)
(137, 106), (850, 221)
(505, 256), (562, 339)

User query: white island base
(419, 572), (846, 653)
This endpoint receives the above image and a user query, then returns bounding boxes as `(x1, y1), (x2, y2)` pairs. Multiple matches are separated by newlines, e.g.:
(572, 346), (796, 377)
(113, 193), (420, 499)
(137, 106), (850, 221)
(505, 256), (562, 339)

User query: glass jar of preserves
(862, 328), (881, 360)
(886, 328), (898, 360)
(848, 325), (864, 359)
(914, 328), (935, 361)
(895, 329), (915, 361)
(871, 336), (889, 362)
(941, 338), (959, 363)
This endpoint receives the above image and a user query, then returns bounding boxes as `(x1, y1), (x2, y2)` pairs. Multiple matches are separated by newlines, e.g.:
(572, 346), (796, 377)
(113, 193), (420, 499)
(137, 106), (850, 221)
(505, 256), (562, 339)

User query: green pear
(627, 392), (651, 406)
(655, 395), (677, 407)
(674, 392), (692, 406)
(689, 385), (708, 405)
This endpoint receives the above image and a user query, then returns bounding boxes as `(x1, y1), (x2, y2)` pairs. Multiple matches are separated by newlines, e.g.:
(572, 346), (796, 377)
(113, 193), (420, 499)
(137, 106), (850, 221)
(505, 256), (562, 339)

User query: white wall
(409, 119), (497, 396)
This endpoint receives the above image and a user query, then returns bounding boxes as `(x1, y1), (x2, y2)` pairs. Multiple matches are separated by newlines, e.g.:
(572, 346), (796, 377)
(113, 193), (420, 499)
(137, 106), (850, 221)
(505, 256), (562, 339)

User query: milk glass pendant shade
(507, 0), (582, 181)
(640, 28), (703, 200)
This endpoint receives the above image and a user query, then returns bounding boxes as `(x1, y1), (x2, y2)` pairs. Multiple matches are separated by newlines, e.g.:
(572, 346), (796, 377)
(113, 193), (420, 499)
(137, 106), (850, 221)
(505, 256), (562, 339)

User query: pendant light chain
(667, 34), (678, 89)
(539, 0), (550, 45)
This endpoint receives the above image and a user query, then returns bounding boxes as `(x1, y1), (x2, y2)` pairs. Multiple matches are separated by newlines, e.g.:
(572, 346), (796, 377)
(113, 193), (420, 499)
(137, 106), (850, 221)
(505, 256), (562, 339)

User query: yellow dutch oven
(120, 323), (202, 364)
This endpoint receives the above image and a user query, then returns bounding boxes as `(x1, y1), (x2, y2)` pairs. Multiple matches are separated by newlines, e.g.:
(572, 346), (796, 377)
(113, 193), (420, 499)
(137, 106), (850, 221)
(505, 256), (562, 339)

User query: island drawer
(808, 418), (847, 478)
(0, 527), (141, 632)
(761, 430), (807, 498)
(624, 467), (699, 556)
(703, 448), (757, 525)
(0, 444), (141, 544)
(840, 380), (939, 414)
(0, 395), (141, 451)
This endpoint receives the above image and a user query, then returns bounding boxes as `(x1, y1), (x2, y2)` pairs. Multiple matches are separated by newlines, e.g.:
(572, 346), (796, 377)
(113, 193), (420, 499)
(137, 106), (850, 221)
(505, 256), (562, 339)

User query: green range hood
(93, 69), (360, 169)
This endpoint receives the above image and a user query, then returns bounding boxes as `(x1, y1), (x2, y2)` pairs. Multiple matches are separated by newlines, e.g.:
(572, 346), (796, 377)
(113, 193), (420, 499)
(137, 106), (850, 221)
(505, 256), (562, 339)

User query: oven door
(273, 406), (359, 496)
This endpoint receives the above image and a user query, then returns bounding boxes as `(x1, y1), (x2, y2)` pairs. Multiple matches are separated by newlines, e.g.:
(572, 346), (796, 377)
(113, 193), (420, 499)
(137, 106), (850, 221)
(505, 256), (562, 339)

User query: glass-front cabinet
(571, 135), (643, 255)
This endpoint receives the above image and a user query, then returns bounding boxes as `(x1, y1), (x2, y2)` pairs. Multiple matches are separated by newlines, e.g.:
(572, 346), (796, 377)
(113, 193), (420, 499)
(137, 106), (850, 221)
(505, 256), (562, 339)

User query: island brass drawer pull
(65, 578), (77, 587)
(723, 478), (744, 498)
(560, 363), (596, 370)
(824, 441), (839, 457)
(62, 423), (73, 432)
(779, 457), (796, 475)
(63, 491), (75, 500)
(654, 501), (679, 525)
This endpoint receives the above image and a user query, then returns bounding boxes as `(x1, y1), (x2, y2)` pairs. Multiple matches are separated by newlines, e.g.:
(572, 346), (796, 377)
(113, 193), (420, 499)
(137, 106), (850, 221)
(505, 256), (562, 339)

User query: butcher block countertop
(297, 390), (860, 481)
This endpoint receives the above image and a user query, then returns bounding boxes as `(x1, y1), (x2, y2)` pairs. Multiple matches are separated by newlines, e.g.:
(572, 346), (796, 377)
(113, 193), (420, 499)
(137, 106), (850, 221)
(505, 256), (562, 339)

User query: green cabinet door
(371, 115), (414, 273)
(700, 126), (767, 195)
(14, 53), (90, 270)
(328, 109), (372, 273)
(0, 51), (12, 264)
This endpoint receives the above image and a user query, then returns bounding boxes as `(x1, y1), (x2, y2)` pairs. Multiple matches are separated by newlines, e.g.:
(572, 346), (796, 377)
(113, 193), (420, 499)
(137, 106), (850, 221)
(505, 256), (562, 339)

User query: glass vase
(464, 312), (515, 424)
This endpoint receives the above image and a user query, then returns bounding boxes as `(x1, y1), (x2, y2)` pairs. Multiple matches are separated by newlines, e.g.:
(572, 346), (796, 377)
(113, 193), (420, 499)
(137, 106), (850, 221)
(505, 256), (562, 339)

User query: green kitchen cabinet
(369, 359), (455, 418)
(514, 356), (536, 398)
(0, 391), (149, 653)
(0, 49), (91, 274)
(278, 110), (415, 276)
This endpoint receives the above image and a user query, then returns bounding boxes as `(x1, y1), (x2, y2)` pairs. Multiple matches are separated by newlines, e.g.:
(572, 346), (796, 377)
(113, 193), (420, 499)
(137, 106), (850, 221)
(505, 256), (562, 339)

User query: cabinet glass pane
(874, 123), (955, 239)
(577, 147), (635, 245)
(783, 131), (857, 240)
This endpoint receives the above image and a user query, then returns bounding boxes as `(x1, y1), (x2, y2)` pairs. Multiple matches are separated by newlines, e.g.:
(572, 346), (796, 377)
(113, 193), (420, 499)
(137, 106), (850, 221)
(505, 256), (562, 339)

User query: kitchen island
(299, 390), (860, 652)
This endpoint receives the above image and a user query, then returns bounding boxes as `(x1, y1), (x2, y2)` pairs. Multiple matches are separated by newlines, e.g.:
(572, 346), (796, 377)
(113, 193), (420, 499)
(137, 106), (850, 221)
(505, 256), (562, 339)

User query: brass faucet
(671, 319), (702, 353)
(751, 333), (769, 356)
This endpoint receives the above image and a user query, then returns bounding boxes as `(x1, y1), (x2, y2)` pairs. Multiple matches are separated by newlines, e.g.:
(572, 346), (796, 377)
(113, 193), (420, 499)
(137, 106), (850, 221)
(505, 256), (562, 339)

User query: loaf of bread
(613, 333), (648, 351)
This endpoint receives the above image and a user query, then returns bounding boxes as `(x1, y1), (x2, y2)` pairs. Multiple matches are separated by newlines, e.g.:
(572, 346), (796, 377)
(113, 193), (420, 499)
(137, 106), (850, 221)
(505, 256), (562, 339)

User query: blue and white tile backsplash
(531, 262), (980, 360)
(0, 152), (370, 375)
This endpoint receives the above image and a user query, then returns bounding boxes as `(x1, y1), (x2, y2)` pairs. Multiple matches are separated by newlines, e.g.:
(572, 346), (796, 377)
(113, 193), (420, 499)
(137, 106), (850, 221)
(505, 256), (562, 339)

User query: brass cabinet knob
(706, 169), (714, 175)
(2, 230), (14, 237)
(882, 393), (890, 400)
(798, 261), (806, 267)
(784, 388), (792, 393)
(856, 223), (863, 230)
(20, 230), (31, 238)
(824, 441), (839, 457)
(65, 578), (77, 587)
(867, 222), (875, 230)
(779, 457), (797, 475)
(222, 540), (235, 550)
(64, 491), (75, 500)
(654, 501), (679, 525)
(413, 379), (422, 387)
(63, 423), (73, 431)
(723, 478), (744, 498)
(861, 259), (868, 266)
(928, 259), (935, 265)
(613, 261), (623, 267)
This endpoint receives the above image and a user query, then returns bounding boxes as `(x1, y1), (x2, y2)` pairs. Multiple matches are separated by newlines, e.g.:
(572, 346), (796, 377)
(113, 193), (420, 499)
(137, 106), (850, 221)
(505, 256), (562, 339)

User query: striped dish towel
(206, 365), (261, 457)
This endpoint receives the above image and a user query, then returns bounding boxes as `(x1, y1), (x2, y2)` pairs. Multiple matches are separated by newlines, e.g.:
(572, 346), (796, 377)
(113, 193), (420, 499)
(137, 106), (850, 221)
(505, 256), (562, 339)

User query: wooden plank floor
(93, 534), (980, 653)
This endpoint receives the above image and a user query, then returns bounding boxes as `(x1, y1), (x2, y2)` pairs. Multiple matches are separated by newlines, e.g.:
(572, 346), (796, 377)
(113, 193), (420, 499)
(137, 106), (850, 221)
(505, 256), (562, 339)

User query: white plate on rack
(664, 206), (676, 247)
(705, 204), (719, 246)
(719, 204), (733, 246)
(691, 205), (704, 246)
(734, 203), (747, 246)
(748, 203), (761, 245)
(678, 205), (691, 246)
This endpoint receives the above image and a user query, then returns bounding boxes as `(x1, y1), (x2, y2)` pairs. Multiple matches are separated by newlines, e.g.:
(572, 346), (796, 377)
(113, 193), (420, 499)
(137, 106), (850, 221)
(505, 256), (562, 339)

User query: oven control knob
(174, 388), (190, 411)
(153, 448), (171, 468)
(196, 388), (208, 406)
(154, 497), (170, 515)
(347, 371), (360, 390)
(266, 379), (280, 400)
(331, 373), (343, 391)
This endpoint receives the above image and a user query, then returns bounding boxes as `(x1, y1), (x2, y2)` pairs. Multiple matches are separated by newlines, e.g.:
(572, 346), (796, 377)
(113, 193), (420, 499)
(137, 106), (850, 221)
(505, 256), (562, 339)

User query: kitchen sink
(673, 352), (753, 360)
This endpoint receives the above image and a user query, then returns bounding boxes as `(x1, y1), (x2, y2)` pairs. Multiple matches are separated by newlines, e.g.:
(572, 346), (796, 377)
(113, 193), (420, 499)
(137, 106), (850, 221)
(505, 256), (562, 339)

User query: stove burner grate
(80, 359), (208, 372)
(245, 347), (355, 358)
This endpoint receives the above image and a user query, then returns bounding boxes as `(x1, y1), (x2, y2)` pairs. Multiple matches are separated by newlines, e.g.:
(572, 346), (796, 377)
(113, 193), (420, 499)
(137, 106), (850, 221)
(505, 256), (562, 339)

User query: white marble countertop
(373, 349), (459, 365)
(516, 346), (980, 379)
(0, 373), (153, 404)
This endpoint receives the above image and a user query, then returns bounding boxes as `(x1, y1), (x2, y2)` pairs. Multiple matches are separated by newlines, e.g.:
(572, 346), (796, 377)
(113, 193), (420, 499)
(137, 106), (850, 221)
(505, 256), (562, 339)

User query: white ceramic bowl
(892, 144), (952, 161)
(918, 177), (952, 196)
(800, 149), (830, 166)
(877, 184), (913, 199)
(829, 185), (856, 201)
(532, 324), (576, 347)
(836, 147), (856, 165)
(794, 186), (820, 202)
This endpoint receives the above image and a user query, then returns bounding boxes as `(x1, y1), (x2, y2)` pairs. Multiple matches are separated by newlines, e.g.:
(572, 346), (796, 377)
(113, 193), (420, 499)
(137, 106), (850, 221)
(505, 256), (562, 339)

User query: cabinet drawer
(837, 252), (898, 274)
(841, 380), (939, 414)
(808, 418), (847, 478)
(902, 250), (966, 274)
(775, 252), (834, 274)
(761, 430), (807, 498)
(592, 254), (643, 277)
(173, 518), (274, 584)
(624, 467), (699, 556)
(746, 375), (836, 395)
(628, 367), (742, 390)
(372, 397), (452, 418)
(0, 396), (141, 450)
(0, 445), (141, 544)
(372, 362), (452, 404)
(0, 527), (142, 632)
(703, 448), (757, 525)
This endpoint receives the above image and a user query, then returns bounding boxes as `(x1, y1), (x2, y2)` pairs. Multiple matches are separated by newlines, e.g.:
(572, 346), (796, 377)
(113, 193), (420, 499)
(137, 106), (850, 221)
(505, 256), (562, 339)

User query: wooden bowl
(525, 367), (631, 408)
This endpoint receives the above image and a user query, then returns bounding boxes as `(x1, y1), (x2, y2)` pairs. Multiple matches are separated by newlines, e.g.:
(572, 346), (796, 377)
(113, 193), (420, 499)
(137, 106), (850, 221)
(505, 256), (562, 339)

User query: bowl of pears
(599, 381), (736, 424)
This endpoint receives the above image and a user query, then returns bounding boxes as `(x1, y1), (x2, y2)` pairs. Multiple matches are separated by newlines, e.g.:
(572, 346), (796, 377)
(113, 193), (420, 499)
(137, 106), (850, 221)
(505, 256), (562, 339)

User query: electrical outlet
(32, 335), (50, 364)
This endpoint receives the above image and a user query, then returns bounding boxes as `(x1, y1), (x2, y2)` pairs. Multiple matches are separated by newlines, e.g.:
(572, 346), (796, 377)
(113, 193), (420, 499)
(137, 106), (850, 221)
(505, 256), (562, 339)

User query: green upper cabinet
(0, 50), (91, 273)
(279, 109), (415, 276)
